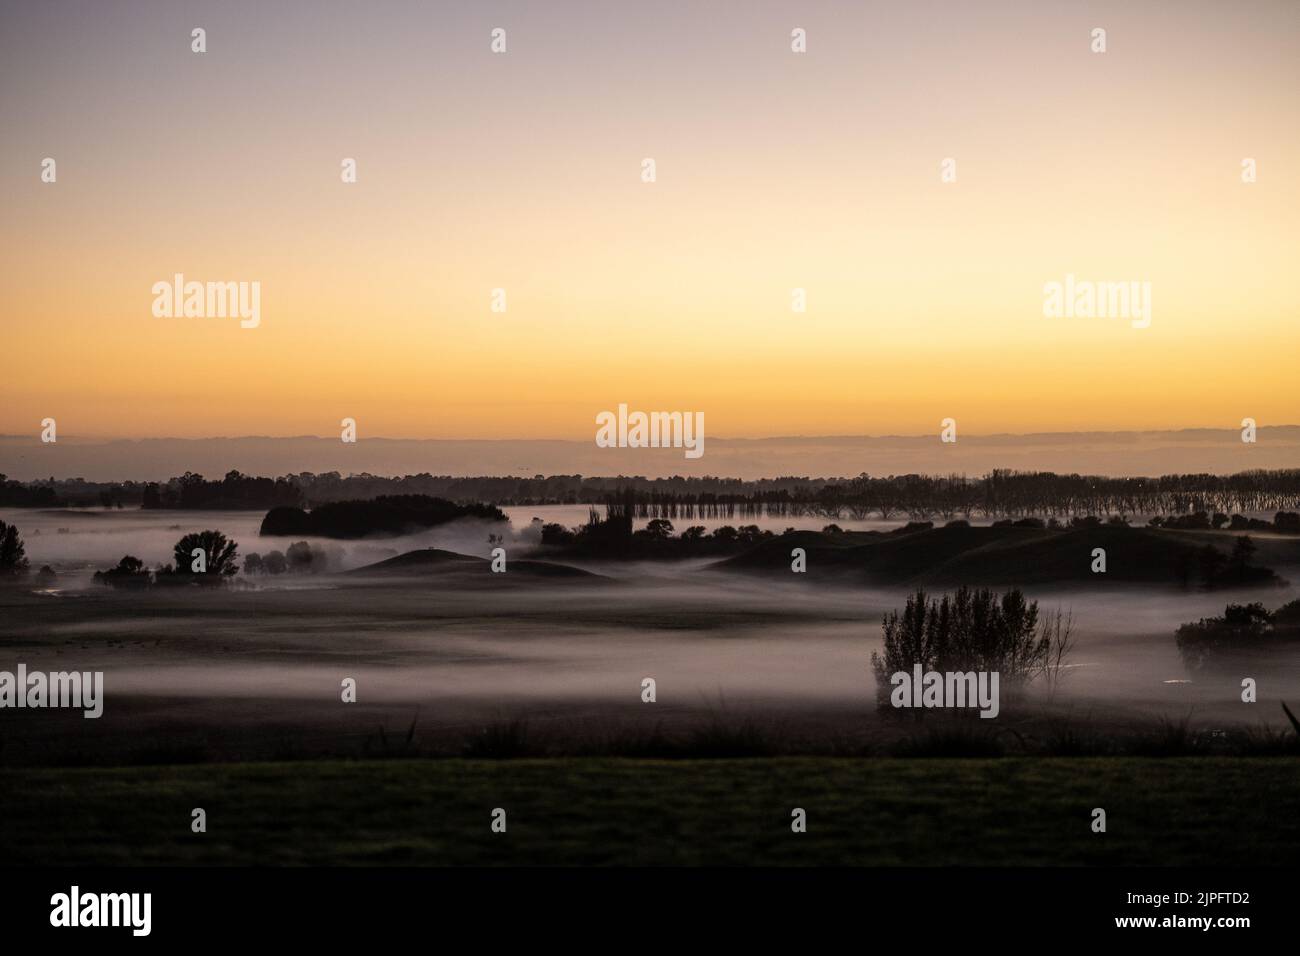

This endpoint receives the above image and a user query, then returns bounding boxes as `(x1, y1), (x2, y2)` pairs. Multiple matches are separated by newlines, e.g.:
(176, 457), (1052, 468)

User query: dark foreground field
(2, 756), (1295, 866)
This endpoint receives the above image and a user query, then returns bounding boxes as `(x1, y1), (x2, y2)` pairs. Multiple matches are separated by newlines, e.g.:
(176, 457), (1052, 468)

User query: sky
(1, 0), (1297, 444)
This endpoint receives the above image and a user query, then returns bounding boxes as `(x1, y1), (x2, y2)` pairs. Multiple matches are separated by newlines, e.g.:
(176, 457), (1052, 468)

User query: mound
(924, 526), (1192, 585)
(350, 548), (481, 572)
(717, 524), (1285, 588)
(718, 524), (1041, 583)
(348, 548), (603, 582)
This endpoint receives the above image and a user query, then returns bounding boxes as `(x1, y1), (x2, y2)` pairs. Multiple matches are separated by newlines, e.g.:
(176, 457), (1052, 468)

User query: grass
(1, 756), (1296, 866)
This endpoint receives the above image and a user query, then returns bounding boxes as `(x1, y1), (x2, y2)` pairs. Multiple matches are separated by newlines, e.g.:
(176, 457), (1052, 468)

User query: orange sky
(2, 0), (1297, 440)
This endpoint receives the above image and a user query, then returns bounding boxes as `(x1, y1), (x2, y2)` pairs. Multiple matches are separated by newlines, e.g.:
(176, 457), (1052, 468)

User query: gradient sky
(2, 0), (1297, 440)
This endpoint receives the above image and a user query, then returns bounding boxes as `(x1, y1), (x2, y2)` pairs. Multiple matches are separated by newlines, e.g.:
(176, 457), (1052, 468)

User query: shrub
(0, 520), (28, 576)
(172, 530), (240, 578)
(286, 540), (327, 573)
(870, 587), (1054, 703)
(93, 555), (152, 589)
(1174, 601), (1300, 671)
(540, 522), (576, 546)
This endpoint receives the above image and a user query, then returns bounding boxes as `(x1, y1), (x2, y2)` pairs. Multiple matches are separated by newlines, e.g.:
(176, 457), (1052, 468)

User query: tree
(243, 553), (265, 575)
(93, 555), (152, 589)
(263, 550), (287, 574)
(1198, 544), (1227, 589)
(540, 522), (576, 546)
(870, 586), (1055, 706)
(0, 520), (28, 576)
(172, 530), (239, 577)
(1230, 535), (1257, 582)
(286, 540), (328, 573)
(642, 518), (674, 540)
(286, 540), (313, 573)
(1175, 602), (1277, 672)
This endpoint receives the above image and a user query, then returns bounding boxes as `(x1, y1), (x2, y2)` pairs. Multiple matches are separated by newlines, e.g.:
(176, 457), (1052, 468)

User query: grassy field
(1, 756), (1296, 866)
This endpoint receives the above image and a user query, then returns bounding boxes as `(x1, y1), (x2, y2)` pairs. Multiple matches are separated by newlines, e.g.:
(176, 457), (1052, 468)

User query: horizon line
(3, 424), (1299, 445)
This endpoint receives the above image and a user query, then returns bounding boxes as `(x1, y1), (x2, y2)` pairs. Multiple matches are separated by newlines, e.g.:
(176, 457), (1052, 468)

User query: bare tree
(1038, 608), (1076, 699)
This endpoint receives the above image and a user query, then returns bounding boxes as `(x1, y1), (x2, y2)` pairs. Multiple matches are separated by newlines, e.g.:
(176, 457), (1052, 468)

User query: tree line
(5, 468), (1300, 519)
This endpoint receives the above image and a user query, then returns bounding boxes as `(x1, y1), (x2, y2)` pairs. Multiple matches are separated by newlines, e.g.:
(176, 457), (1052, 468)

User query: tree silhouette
(93, 555), (152, 588)
(641, 518), (674, 540)
(0, 520), (28, 575)
(172, 530), (239, 577)
(286, 540), (326, 573)
(870, 586), (1054, 706)
(1198, 544), (1227, 589)
(1230, 535), (1257, 582)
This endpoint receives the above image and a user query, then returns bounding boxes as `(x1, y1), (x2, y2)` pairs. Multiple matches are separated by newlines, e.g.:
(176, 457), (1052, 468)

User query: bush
(0, 520), (28, 576)
(1272, 599), (1300, 627)
(870, 587), (1052, 703)
(896, 521), (933, 534)
(286, 540), (331, 573)
(172, 530), (240, 578)
(635, 518), (675, 541)
(540, 522), (575, 546)
(1275, 511), (1300, 534)
(93, 555), (152, 589)
(1174, 601), (1300, 671)
(1163, 511), (1211, 530)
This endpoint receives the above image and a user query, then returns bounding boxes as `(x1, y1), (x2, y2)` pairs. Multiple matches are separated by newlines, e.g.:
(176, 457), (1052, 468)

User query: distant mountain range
(1, 427), (1297, 482)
